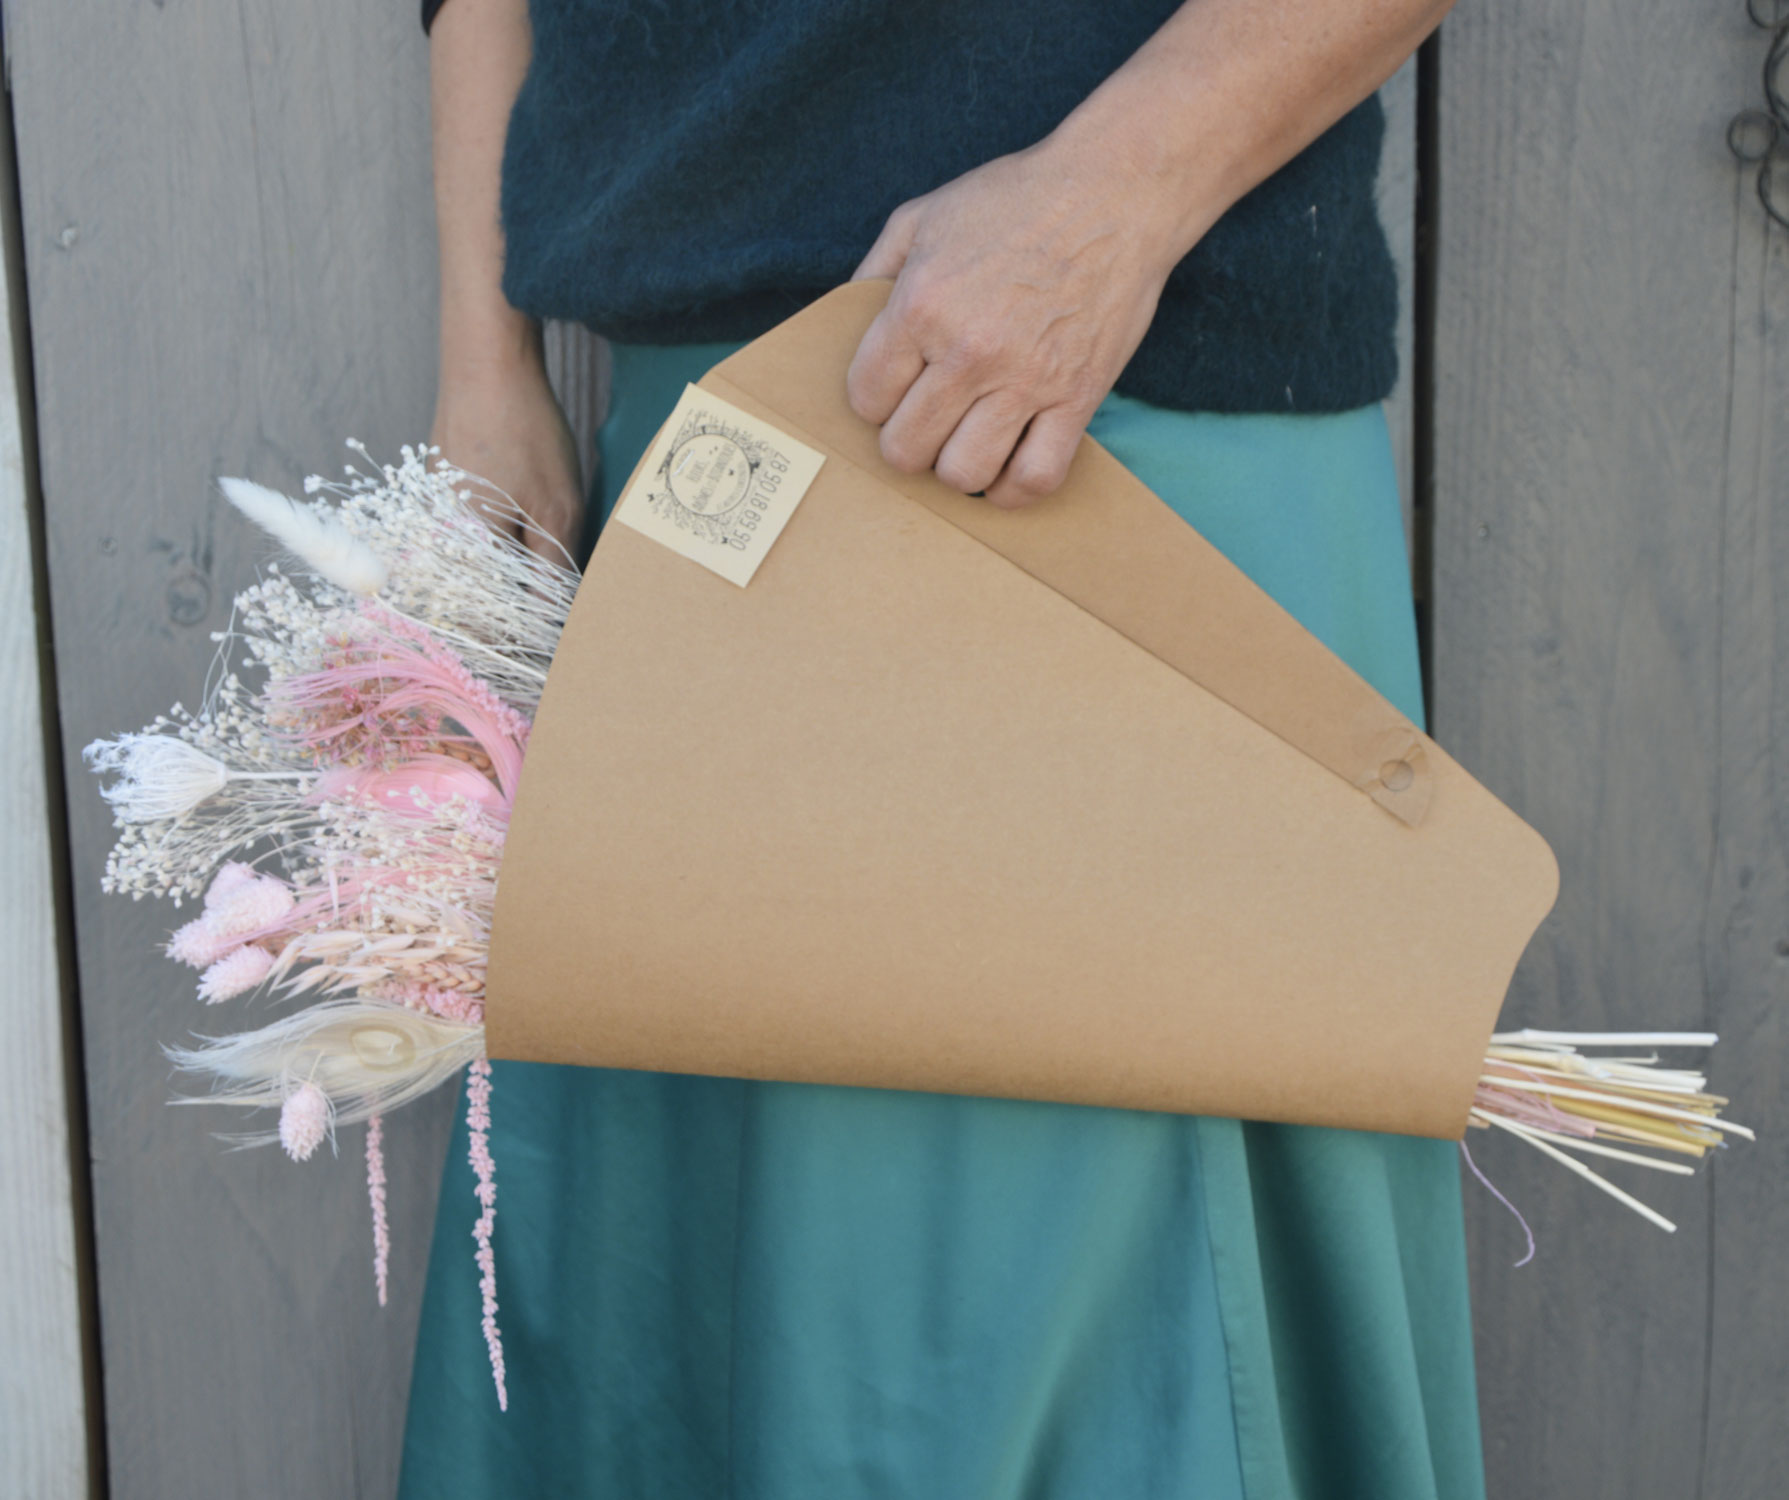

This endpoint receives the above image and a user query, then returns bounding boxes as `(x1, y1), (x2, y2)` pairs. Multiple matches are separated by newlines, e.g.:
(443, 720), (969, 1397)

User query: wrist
(438, 297), (546, 390)
(1042, 66), (1244, 277)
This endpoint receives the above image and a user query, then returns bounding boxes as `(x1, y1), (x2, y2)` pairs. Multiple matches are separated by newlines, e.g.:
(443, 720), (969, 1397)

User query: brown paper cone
(485, 281), (1559, 1140)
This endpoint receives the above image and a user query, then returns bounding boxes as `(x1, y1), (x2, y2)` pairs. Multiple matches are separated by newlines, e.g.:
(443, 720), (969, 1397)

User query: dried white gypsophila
(85, 681), (324, 905)
(302, 439), (580, 711)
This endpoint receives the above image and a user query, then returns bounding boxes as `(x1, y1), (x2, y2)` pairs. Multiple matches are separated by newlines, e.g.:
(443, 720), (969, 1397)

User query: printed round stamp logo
(643, 410), (779, 552)
(665, 429), (753, 520)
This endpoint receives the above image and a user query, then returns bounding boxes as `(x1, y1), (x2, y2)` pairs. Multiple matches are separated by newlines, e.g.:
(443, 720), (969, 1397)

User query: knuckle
(942, 324), (1001, 372)
(933, 455), (987, 494)
(880, 430), (928, 474)
(1062, 371), (1105, 413)
(1007, 452), (1065, 498)
(892, 274), (939, 321)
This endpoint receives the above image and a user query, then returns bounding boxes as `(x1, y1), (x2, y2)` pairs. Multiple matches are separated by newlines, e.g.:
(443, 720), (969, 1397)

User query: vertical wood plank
(1378, 55), (1419, 561)
(9, 4), (454, 1496)
(543, 319), (609, 496)
(1433, 4), (1786, 1495)
(1698, 70), (1789, 1495)
(0, 23), (92, 1497)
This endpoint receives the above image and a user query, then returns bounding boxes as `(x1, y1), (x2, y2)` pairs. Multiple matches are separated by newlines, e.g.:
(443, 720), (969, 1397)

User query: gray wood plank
(1378, 55), (1418, 561)
(0, 20), (92, 1492)
(1698, 85), (1789, 1497)
(543, 319), (610, 500)
(9, 4), (455, 1496)
(1432, 4), (1786, 1495)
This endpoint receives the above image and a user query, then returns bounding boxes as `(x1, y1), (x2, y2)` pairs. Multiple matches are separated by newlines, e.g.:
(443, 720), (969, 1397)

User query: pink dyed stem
(367, 1114), (390, 1308)
(1459, 1138), (1537, 1268)
(465, 1059), (508, 1411)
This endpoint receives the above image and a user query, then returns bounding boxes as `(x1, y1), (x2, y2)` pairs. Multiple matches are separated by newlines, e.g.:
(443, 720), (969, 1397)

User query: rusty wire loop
(1729, 0), (1789, 227)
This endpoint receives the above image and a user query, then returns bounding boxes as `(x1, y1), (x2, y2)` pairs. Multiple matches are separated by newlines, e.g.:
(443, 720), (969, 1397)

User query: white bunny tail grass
(219, 476), (389, 595)
(166, 1000), (484, 1147)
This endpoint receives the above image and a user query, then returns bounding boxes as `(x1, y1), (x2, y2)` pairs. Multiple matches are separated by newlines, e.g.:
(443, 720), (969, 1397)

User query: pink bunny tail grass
(204, 861), (260, 911)
(198, 943), (274, 1004)
(279, 1081), (332, 1162)
(167, 915), (241, 970)
(465, 1059), (507, 1410)
(209, 872), (298, 939)
(367, 1114), (390, 1308)
(168, 873), (296, 972)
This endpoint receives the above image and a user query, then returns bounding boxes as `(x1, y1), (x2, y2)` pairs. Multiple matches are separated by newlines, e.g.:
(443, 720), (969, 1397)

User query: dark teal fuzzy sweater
(423, 0), (1399, 415)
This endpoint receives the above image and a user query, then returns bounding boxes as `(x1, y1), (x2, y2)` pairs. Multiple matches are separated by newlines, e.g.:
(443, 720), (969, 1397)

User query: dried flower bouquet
(84, 443), (1749, 1409)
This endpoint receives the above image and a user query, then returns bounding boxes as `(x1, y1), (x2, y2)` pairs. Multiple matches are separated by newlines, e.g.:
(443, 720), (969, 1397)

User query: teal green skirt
(397, 343), (1485, 1500)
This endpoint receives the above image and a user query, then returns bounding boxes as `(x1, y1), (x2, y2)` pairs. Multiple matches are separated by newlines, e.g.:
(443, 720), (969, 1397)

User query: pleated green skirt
(397, 340), (1486, 1500)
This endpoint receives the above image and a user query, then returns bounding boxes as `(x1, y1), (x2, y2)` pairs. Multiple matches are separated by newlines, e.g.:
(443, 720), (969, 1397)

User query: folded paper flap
(489, 419), (1562, 1136)
(708, 280), (1433, 825)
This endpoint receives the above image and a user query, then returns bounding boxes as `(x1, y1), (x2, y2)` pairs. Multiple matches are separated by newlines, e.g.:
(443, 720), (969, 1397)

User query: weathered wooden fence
(1437, 5), (1788, 1496)
(1, 1), (1781, 1495)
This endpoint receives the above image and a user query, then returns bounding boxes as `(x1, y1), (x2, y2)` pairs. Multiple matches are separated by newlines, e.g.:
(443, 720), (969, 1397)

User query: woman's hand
(847, 136), (1190, 510)
(429, 353), (584, 563)
(847, 0), (1455, 509)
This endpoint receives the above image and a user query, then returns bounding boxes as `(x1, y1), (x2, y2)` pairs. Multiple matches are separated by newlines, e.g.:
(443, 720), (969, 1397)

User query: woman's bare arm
(428, 0), (583, 559)
(849, 0), (1454, 507)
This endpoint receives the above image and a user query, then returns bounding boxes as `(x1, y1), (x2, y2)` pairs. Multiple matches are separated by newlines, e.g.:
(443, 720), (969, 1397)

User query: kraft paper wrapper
(486, 281), (1560, 1140)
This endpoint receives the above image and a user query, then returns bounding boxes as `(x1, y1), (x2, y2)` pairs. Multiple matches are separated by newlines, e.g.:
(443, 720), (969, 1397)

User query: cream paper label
(612, 383), (825, 586)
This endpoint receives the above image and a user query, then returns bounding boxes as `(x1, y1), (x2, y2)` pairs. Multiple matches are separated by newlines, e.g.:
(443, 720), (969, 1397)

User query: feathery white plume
(218, 476), (389, 595)
(167, 1000), (485, 1144)
(84, 733), (230, 821)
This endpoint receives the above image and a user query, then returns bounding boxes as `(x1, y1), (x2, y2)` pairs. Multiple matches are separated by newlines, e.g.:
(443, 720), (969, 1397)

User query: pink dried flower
(197, 944), (274, 1004)
(384, 980), (485, 1025)
(209, 874), (296, 939)
(279, 1081), (332, 1162)
(366, 1115), (390, 1308)
(166, 915), (239, 970)
(203, 861), (260, 911)
(465, 1059), (507, 1410)
(267, 601), (529, 803)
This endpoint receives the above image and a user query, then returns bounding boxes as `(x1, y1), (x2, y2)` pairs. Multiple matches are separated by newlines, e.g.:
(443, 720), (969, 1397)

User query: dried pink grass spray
(465, 1059), (507, 1410)
(366, 1114), (390, 1308)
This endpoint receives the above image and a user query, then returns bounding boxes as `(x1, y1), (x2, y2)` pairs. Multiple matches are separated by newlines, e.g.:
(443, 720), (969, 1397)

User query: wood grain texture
(8, 4), (456, 1496)
(1432, 5), (1787, 1495)
(1378, 54), (1418, 560)
(0, 22), (91, 1493)
(543, 318), (610, 497)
